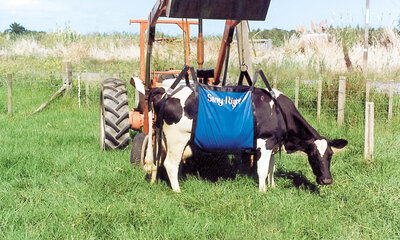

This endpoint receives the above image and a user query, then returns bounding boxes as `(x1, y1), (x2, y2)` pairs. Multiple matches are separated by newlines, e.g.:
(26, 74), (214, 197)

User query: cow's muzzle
(317, 177), (333, 185)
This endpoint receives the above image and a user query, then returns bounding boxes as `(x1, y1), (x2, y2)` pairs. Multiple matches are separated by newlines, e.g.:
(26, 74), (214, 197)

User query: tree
(7, 22), (26, 34)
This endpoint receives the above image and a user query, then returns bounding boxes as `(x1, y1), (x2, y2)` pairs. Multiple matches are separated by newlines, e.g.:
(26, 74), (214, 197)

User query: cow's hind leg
(163, 130), (191, 193)
(163, 145), (187, 192)
(267, 154), (275, 188)
(256, 139), (273, 193)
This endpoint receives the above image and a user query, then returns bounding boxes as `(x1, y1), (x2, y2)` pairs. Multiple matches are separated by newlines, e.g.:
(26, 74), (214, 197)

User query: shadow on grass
(156, 153), (248, 184)
(180, 153), (237, 182)
(275, 169), (320, 194)
(156, 153), (319, 194)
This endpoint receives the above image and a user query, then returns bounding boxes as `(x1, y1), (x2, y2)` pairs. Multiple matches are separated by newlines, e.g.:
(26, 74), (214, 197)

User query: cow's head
(307, 138), (348, 185)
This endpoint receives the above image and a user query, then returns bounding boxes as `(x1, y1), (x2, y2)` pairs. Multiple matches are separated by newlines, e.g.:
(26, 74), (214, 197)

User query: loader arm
(214, 20), (239, 85)
(145, 0), (169, 89)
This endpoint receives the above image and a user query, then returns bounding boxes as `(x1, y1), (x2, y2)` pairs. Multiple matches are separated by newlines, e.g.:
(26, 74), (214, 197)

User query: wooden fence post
(85, 76), (90, 108)
(365, 80), (370, 102)
(7, 74), (12, 117)
(273, 77), (277, 89)
(337, 76), (346, 125)
(364, 102), (374, 161)
(62, 61), (72, 90)
(100, 70), (104, 81)
(388, 80), (394, 121)
(78, 74), (81, 109)
(295, 77), (299, 108)
(80, 70), (90, 108)
(317, 78), (322, 120)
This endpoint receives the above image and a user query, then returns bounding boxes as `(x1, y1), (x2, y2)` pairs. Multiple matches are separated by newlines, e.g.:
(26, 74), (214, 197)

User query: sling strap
(153, 66), (196, 166)
(167, 66), (195, 94)
(238, 70), (253, 86)
(252, 70), (287, 158)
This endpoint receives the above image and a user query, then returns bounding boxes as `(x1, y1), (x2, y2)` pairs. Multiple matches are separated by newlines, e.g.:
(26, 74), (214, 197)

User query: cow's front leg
(143, 133), (158, 183)
(256, 139), (273, 193)
(142, 111), (158, 183)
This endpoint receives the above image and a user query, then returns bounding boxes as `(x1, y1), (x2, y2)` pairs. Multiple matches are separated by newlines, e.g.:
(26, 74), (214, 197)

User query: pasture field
(0, 87), (399, 239)
(1, 28), (399, 239)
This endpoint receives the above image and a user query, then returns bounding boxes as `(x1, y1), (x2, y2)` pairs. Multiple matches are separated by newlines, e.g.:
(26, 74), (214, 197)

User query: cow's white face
(308, 138), (348, 185)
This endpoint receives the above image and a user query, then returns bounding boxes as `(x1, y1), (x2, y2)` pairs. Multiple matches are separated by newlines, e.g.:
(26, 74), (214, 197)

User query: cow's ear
(328, 139), (348, 154)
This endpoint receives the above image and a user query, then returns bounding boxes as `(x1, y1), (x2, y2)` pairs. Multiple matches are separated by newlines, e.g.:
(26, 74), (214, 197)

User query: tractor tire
(130, 133), (147, 165)
(99, 78), (130, 150)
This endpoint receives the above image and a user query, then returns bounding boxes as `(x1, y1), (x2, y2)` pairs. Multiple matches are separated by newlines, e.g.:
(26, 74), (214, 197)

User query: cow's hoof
(144, 163), (155, 174)
(144, 164), (158, 183)
(259, 186), (267, 193)
(149, 170), (157, 183)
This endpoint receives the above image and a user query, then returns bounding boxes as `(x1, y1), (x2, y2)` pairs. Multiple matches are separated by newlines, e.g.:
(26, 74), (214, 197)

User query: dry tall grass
(0, 32), (141, 61)
(1, 27), (399, 75)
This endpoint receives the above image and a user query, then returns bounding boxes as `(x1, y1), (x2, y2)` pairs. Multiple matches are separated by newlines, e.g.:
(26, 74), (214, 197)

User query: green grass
(1, 28), (399, 238)
(0, 89), (399, 239)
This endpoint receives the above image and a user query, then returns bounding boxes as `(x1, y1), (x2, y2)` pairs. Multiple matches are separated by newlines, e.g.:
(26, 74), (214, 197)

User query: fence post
(388, 80), (394, 121)
(337, 76), (346, 125)
(7, 74), (12, 117)
(62, 61), (72, 90)
(85, 76), (90, 108)
(295, 77), (299, 108)
(78, 74), (81, 109)
(364, 102), (374, 161)
(317, 78), (322, 120)
(273, 77), (277, 89)
(365, 80), (370, 102)
(101, 70), (104, 81)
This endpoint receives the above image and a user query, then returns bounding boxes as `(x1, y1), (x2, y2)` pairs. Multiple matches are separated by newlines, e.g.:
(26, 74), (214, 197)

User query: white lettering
(226, 96), (242, 108)
(207, 94), (224, 106)
(207, 94), (242, 108)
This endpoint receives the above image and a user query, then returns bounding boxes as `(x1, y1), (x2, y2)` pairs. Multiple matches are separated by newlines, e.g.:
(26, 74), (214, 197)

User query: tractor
(99, 0), (272, 166)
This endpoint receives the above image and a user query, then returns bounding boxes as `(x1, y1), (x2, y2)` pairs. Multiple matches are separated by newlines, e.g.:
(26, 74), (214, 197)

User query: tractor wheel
(130, 133), (147, 165)
(99, 78), (130, 150)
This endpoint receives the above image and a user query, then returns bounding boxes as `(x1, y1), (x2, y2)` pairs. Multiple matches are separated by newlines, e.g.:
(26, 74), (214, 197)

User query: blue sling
(155, 67), (279, 158)
(193, 84), (255, 152)
(153, 66), (283, 166)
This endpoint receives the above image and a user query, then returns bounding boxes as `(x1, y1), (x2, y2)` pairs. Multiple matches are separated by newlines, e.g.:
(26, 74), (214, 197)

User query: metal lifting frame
(133, 0), (270, 133)
(145, 0), (168, 89)
(129, 19), (198, 83)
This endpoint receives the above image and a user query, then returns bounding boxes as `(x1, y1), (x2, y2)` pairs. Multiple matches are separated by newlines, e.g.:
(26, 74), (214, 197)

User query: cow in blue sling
(142, 69), (348, 193)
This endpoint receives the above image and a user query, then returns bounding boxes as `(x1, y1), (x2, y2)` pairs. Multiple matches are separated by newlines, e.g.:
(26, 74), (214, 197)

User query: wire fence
(1, 68), (399, 126)
(0, 70), (136, 116)
(271, 77), (400, 124)
(76, 71), (136, 109)
(0, 72), (64, 115)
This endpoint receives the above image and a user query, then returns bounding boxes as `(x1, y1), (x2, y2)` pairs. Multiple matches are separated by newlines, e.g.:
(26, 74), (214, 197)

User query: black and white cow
(143, 84), (348, 193)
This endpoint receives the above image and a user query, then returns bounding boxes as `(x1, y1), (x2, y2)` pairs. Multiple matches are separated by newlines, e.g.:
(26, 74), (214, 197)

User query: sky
(0, 0), (399, 35)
